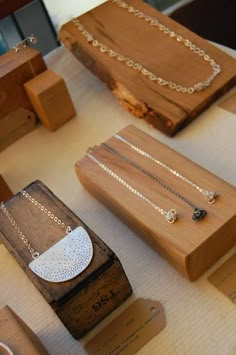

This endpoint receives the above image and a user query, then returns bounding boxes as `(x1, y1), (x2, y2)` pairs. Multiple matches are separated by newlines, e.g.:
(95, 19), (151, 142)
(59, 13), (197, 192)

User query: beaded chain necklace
(73, 0), (221, 94)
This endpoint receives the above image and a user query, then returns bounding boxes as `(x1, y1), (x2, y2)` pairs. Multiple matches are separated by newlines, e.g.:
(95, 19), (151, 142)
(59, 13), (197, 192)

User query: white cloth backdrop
(0, 38), (236, 355)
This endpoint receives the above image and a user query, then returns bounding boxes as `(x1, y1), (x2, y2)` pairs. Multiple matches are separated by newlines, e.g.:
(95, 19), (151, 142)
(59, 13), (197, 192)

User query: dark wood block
(75, 125), (236, 280)
(0, 175), (13, 202)
(59, 0), (236, 136)
(0, 181), (132, 339)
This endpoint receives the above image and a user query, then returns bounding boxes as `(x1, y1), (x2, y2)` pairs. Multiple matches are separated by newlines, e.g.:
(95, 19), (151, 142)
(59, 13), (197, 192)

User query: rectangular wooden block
(0, 47), (47, 150)
(75, 125), (236, 281)
(0, 107), (36, 153)
(0, 175), (13, 202)
(0, 181), (132, 339)
(59, 0), (236, 136)
(0, 305), (49, 355)
(24, 69), (76, 131)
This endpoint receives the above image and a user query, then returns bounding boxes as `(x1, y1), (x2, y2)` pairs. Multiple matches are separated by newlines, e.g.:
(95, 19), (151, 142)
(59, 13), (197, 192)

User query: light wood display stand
(75, 125), (236, 280)
(59, 0), (236, 136)
(0, 181), (132, 339)
(0, 305), (49, 355)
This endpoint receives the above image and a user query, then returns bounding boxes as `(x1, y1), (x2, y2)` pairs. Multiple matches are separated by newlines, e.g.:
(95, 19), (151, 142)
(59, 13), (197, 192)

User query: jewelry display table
(0, 45), (235, 354)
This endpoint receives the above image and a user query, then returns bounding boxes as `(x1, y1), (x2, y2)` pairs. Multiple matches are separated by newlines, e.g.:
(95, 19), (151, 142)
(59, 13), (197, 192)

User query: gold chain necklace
(72, 0), (221, 94)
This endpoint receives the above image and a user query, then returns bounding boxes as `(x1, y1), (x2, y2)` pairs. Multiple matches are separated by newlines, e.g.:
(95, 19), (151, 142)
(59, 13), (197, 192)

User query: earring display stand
(0, 181), (132, 339)
(75, 125), (236, 281)
(59, 0), (236, 136)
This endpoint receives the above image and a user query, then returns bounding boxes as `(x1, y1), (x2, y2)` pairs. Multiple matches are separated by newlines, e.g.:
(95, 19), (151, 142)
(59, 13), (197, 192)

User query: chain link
(1, 202), (39, 259)
(102, 143), (207, 221)
(72, 0), (221, 94)
(86, 151), (177, 223)
(21, 190), (72, 234)
(0, 191), (72, 259)
(114, 134), (217, 204)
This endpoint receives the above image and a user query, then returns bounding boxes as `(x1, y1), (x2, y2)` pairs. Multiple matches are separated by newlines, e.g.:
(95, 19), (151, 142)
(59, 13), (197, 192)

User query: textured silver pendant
(29, 226), (93, 283)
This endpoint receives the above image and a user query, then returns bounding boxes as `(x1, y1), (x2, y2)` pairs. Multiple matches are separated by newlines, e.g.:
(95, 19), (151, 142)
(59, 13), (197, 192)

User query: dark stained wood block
(0, 47), (47, 150)
(0, 181), (132, 339)
(0, 175), (13, 202)
(59, 0), (236, 136)
(75, 125), (236, 280)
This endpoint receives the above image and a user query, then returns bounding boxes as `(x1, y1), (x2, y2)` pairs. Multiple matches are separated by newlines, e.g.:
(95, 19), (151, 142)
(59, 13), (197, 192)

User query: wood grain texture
(75, 125), (236, 280)
(0, 47), (47, 120)
(0, 108), (36, 152)
(0, 305), (49, 355)
(0, 181), (132, 339)
(24, 69), (76, 131)
(0, 47), (46, 150)
(59, 0), (236, 136)
(0, 175), (13, 202)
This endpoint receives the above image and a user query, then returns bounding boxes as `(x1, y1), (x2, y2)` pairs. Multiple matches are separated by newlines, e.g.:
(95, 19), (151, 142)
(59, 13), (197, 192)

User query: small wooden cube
(24, 69), (76, 131)
(0, 305), (49, 355)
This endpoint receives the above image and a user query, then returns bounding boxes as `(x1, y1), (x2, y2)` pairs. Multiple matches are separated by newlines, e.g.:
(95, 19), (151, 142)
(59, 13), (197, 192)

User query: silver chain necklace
(72, 0), (221, 94)
(86, 151), (177, 223)
(102, 143), (207, 221)
(114, 134), (218, 204)
(1, 191), (93, 283)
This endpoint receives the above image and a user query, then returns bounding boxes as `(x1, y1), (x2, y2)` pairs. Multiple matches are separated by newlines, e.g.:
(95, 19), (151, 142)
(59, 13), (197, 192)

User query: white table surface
(0, 45), (236, 355)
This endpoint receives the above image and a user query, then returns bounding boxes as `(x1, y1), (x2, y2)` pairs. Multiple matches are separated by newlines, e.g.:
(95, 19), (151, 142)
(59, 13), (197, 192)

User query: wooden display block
(0, 108), (36, 153)
(75, 125), (236, 281)
(0, 47), (47, 149)
(0, 175), (13, 202)
(0, 305), (49, 355)
(0, 181), (132, 339)
(24, 69), (76, 131)
(59, 0), (236, 136)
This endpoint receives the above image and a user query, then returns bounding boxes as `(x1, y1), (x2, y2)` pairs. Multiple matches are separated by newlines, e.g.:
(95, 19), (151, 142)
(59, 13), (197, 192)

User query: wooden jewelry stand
(75, 125), (236, 280)
(0, 181), (132, 339)
(59, 0), (236, 136)
(0, 47), (47, 151)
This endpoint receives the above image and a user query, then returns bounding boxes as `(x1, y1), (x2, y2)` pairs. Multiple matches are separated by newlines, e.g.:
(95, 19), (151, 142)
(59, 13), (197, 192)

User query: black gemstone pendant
(192, 208), (207, 221)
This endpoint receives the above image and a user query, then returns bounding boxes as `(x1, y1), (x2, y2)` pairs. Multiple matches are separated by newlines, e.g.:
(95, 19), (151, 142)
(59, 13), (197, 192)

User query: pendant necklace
(114, 134), (218, 204)
(72, 0), (221, 94)
(86, 150), (177, 223)
(0, 191), (93, 283)
(102, 143), (207, 221)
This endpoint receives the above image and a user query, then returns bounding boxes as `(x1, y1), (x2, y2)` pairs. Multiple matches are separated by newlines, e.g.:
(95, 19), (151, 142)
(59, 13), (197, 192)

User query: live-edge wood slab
(59, 0), (236, 136)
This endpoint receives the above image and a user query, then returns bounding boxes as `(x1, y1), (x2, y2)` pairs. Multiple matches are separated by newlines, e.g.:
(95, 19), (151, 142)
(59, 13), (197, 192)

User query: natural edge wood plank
(59, 0), (236, 136)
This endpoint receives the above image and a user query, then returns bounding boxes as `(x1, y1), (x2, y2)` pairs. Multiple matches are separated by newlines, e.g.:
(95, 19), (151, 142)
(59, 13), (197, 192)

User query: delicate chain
(1, 202), (39, 259)
(72, 0), (221, 94)
(114, 134), (218, 204)
(21, 190), (72, 234)
(102, 143), (207, 221)
(0, 191), (72, 259)
(86, 151), (177, 223)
